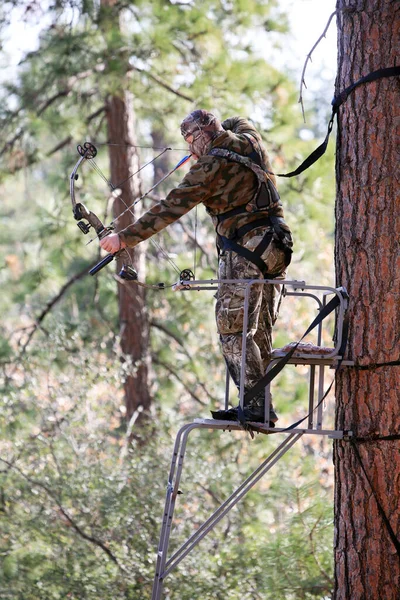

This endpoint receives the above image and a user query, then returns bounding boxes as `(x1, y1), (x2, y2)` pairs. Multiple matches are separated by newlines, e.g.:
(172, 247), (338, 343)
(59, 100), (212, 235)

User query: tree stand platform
(151, 280), (353, 600)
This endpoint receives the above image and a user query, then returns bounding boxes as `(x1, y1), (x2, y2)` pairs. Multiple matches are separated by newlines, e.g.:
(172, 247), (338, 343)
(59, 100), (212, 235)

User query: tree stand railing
(151, 280), (353, 600)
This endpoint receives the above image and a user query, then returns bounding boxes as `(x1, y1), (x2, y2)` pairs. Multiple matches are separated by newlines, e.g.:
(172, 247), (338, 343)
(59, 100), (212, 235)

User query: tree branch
(178, 220), (215, 269)
(130, 65), (194, 102)
(0, 457), (126, 572)
(298, 11), (337, 122)
(152, 355), (207, 406)
(150, 319), (190, 355)
(45, 106), (107, 157)
(7, 261), (100, 369)
(0, 66), (105, 158)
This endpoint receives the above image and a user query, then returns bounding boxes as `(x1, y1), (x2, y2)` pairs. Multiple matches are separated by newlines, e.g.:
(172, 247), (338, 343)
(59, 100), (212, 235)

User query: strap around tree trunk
(275, 66), (400, 179)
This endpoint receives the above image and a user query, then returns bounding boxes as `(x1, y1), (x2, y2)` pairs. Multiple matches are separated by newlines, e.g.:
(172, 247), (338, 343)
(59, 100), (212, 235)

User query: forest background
(0, 1), (340, 598)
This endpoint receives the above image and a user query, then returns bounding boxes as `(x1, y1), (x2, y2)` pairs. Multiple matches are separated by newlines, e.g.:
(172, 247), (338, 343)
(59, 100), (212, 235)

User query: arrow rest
(77, 220), (91, 234)
(119, 264), (139, 281)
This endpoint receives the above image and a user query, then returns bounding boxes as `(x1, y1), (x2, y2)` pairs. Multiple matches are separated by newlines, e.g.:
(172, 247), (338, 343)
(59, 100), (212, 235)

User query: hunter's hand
(99, 233), (126, 254)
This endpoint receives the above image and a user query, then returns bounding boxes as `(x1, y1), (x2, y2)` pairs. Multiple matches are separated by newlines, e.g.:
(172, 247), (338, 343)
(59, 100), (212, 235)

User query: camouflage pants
(215, 227), (288, 408)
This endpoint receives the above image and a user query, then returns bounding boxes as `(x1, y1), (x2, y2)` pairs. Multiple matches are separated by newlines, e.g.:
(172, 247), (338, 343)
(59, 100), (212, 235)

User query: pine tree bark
(334, 1), (400, 598)
(100, 0), (151, 423)
(106, 94), (151, 422)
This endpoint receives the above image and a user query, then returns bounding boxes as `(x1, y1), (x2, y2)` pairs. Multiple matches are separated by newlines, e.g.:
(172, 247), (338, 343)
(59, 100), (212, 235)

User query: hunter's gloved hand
(99, 233), (126, 254)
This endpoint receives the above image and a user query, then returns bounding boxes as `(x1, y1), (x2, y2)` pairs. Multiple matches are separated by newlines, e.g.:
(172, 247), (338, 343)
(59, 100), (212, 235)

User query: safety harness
(208, 136), (292, 278)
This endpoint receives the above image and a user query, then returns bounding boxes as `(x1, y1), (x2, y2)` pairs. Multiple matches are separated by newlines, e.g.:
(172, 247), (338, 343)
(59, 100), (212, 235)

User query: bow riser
(73, 201), (112, 238)
(70, 145), (119, 276)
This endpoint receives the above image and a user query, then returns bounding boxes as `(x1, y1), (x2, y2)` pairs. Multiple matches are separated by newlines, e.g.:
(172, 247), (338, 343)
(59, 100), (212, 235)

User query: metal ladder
(151, 279), (353, 600)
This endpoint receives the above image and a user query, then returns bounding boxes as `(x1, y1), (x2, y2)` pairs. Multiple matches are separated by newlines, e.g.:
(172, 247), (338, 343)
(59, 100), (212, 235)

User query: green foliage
(0, 331), (334, 599)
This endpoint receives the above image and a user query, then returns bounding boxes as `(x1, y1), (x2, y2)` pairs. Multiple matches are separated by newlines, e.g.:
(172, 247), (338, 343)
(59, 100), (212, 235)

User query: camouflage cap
(180, 109), (223, 158)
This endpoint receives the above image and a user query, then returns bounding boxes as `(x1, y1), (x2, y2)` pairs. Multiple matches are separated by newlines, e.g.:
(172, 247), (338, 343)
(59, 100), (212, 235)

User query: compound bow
(69, 141), (193, 289)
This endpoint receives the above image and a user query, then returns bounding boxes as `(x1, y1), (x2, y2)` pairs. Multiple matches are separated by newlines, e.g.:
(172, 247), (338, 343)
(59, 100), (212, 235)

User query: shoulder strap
(209, 147), (267, 184)
(242, 133), (267, 169)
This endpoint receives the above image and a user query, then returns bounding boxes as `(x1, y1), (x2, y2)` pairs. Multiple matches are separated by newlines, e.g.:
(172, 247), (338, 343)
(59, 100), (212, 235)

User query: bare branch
(0, 457), (126, 572)
(298, 11), (337, 122)
(0, 129), (24, 159)
(178, 220), (215, 269)
(130, 65), (194, 102)
(8, 261), (100, 369)
(150, 319), (190, 354)
(152, 355), (207, 407)
(198, 482), (222, 505)
(149, 320), (220, 403)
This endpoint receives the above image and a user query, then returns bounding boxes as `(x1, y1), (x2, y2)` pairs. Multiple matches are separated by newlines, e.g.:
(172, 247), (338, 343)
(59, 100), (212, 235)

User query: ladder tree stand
(151, 278), (353, 600)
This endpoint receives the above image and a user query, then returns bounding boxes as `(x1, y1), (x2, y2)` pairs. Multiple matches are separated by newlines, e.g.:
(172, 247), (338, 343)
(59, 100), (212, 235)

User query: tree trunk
(105, 93), (151, 423)
(100, 0), (152, 423)
(334, 1), (400, 598)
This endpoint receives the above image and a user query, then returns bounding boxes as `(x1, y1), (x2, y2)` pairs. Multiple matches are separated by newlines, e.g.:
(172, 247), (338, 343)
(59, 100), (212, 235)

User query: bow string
(70, 141), (193, 289)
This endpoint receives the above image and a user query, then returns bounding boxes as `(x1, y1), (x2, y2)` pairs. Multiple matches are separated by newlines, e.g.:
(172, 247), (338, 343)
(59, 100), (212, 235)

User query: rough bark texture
(106, 94), (151, 422)
(99, 0), (152, 424)
(334, 1), (400, 598)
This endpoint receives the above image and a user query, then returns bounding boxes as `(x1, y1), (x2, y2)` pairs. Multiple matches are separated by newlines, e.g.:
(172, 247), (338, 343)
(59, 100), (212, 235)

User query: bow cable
(86, 147), (171, 193)
(77, 145), (192, 277)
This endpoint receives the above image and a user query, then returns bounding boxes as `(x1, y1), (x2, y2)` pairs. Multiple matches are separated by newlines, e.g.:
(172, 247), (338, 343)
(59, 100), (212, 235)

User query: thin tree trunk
(100, 0), (152, 423)
(105, 93), (151, 422)
(334, 1), (400, 598)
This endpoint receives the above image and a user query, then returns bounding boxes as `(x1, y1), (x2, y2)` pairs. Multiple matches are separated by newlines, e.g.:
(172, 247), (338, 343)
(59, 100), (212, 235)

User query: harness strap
(209, 147), (281, 212)
(217, 232), (275, 278)
(234, 216), (274, 240)
(244, 294), (341, 404)
(214, 203), (250, 223)
(209, 147), (267, 183)
(274, 66), (400, 178)
(218, 214), (292, 277)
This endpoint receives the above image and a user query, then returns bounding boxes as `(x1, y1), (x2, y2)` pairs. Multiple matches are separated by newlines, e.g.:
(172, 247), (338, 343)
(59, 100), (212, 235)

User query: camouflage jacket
(119, 117), (291, 247)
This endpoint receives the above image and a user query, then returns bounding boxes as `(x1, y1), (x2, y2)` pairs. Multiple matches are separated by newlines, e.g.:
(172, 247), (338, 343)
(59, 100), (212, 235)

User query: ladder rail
(151, 427), (303, 600)
(164, 430), (302, 575)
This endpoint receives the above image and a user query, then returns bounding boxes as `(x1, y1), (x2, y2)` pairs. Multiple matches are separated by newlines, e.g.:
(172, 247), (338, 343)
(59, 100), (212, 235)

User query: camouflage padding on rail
(119, 117), (290, 247)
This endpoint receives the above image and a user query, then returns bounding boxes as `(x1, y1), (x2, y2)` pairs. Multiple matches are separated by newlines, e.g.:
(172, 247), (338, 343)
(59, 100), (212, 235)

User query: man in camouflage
(100, 109), (293, 425)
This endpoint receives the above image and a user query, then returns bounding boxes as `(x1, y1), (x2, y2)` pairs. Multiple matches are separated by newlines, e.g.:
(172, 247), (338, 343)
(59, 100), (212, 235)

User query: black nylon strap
(254, 230), (274, 258)
(244, 295), (341, 404)
(275, 116), (334, 178)
(218, 234), (274, 278)
(278, 310), (349, 432)
(332, 66), (400, 112)
(215, 204), (249, 223)
(235, 217), (273, 240)
(274, 66), (400, 179)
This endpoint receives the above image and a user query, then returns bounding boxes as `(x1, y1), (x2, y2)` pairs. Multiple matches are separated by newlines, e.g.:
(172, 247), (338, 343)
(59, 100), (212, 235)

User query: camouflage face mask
(180, 110), (222, 158)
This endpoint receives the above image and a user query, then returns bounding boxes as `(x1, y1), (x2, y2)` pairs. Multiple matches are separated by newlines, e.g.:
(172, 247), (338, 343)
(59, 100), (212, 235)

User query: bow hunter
(100, 109), (293, 425)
